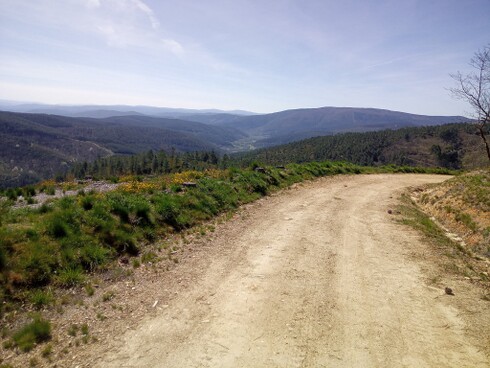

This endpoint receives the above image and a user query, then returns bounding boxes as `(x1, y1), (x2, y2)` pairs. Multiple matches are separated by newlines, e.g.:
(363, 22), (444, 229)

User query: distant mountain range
(0, 102), (470, 187)
(0, 100), (255, 119)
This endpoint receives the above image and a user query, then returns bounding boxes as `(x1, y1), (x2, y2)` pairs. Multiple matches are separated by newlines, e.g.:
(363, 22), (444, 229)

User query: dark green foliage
(232, 123), (485, 170)
(153, 194), (181, 228)
(101, 228), (139, 255)
(56, 268), (85, 287)
(46, 213), (71, 238)
(80, 243), (112, 271)
(18, 242), (57, 286)
(0, 111), (234, 188)
(0, 242), (6, 272)
(37, 203), (52, 214)
(81, 195), (95, 210)
(69, 149), (223, 180)
(29, 290), (54, 309)
(12, 315), (51, 352)
(199, 178), (239, 210)
(106, 192), (154, 226)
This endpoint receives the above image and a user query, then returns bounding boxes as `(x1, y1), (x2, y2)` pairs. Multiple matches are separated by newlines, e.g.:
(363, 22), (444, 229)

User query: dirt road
(95, 174), (488, 367)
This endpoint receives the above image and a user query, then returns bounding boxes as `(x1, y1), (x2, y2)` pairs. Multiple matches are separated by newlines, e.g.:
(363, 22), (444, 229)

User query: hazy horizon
(1, 0), (489, 116)
(0, 98), (474, 118)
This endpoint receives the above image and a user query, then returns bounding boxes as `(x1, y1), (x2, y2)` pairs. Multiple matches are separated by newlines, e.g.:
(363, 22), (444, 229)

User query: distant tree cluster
(69, 150), (229, 179)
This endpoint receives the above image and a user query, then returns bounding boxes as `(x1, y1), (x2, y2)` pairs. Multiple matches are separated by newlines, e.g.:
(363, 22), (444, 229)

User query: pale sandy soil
(4, 174), (489, 368)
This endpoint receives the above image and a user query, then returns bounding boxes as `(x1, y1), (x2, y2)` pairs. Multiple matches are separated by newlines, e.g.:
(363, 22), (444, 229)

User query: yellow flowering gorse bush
(118, 181), (158, 193)
(167, 171), (204, 185)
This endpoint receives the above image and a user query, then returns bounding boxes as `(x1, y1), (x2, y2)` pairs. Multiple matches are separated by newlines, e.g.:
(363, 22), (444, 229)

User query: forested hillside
(68, 150), (224, 179)
(233, 123), (487, 170)
(0, 111), (240, 187)
(214, 106), (469, 149)
(0, 107), (475, 188)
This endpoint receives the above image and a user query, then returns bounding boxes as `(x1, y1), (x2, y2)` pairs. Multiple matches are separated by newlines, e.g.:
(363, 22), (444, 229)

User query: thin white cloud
(80, 0), (183, 55)
(129, 0), (160, 30)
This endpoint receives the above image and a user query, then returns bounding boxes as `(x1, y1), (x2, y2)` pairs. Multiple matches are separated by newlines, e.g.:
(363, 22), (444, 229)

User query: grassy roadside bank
(0, 161), (453, 359)
(397, 170), (489, 295)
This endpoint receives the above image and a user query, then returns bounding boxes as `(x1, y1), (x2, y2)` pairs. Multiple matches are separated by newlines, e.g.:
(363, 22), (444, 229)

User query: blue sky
(0, 0), (489, 115)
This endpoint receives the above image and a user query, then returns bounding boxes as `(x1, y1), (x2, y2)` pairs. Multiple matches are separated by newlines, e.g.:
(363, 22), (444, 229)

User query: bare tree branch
(450, 45), (490, 162)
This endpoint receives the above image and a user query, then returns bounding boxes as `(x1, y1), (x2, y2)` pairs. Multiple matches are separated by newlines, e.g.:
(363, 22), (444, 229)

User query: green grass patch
(455, 212), (479, 232)
(29, 290), (54, 309)
(11, 315), (51, 352)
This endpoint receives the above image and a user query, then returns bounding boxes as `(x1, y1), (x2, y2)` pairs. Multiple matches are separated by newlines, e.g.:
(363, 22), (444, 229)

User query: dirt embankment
(413, 170), (490, 260)
(5, 174), (489, 368)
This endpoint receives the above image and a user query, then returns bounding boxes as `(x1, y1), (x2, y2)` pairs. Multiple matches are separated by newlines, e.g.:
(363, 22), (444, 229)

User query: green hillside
(0, 111), (241, 187)
(232, 123), (487, 170)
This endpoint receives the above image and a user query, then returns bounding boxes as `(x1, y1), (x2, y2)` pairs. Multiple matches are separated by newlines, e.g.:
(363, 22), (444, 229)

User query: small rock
(445, 287), (454, 295)
(387, 209), (393, 214)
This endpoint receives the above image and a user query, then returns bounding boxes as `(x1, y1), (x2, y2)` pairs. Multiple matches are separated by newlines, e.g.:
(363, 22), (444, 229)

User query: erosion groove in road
(96, 174), (488, 367)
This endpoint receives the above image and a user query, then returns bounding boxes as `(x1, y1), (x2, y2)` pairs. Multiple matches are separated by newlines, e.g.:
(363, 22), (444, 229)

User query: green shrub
(18, 242), (57, 286)
(44, 186), (56, 196)
(153, 194), (181, 228)
(46, 213), (70, 238)
(12, 315), (51, 352)
(86, 202), (115, 231)
(58, 197), (76, 210)
(101, 229), (139, 255)
(56, 268), (85, 287)
(29, 290), (54, 309)
(141, 251), (158, 264)
(37, 204), (52, 214)
(80, 243), (112, 271)
(0, 246), (6, 272)
(143, 227), (156, 242)
(23, 186), (36, 197)
(6, 188), (18, 201)
(107, 193), (131, 222)
(81, 195), (95, 210)
(455, 212), (478, 231)
(134, 200), (154, 226)
(25, 228), (40, 241)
